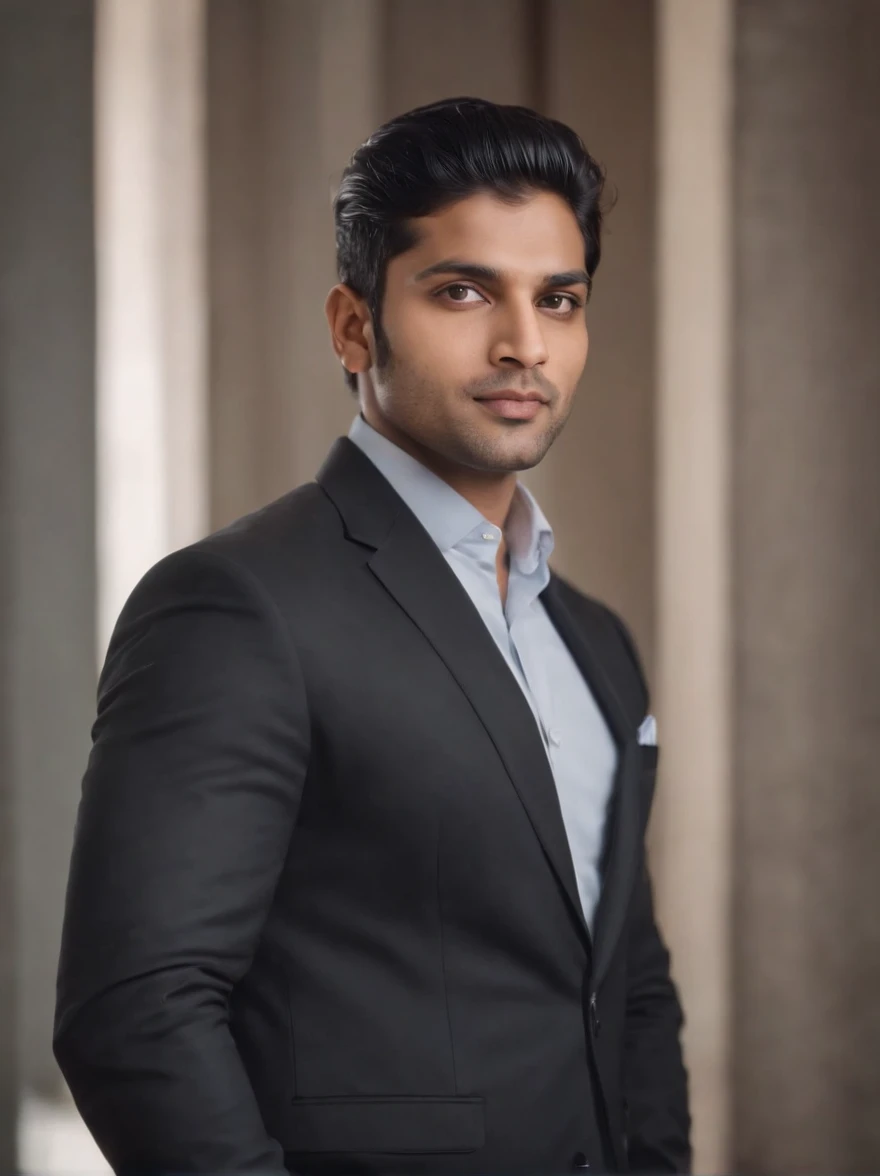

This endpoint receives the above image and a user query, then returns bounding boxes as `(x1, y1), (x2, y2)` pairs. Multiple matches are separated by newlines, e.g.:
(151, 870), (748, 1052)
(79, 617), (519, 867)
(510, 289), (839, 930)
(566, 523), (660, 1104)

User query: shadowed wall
(732, 2), (880, 1170)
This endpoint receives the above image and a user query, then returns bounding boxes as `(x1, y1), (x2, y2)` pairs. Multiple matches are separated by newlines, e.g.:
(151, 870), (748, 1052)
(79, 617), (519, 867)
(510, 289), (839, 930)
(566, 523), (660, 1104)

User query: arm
(623, 858), (691, 1173)
(54, 548), (308, 1174)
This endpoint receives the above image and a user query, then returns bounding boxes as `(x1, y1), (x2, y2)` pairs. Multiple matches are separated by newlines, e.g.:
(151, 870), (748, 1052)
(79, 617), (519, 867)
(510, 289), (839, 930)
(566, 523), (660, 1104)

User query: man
(55, 97), (690, 1175)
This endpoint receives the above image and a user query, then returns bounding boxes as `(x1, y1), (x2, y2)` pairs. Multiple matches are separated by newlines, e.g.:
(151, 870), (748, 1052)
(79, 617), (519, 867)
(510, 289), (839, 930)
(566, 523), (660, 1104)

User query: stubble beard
(440, 410), (569, 473)
(374, 349), (572, 475)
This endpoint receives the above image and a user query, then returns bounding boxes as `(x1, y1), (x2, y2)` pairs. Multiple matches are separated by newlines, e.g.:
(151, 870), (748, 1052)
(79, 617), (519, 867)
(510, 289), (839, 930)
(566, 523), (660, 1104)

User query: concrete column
(95, 0), (208, 654)
(207, 0), (382, 527)
(0, 459), (15, 1156)
(732, 2), (880, 1171)
(0, 0), (97, 1125)
(656, 1), (880, 1171)
(655, 2), (734, 1172)
(382, 0), (533, 117)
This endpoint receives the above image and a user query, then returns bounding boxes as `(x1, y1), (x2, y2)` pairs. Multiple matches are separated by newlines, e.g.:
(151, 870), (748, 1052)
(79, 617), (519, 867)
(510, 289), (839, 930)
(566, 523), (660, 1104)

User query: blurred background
(1, 0), (878, 1172)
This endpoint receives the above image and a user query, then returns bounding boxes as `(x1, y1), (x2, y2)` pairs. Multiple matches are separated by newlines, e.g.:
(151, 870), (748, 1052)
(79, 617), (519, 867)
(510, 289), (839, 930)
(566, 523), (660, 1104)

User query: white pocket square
(637, 714), (657, 746)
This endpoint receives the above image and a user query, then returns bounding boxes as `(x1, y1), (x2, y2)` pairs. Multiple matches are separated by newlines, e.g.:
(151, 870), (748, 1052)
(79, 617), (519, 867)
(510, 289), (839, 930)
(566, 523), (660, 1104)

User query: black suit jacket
(54, 438), (690, 1176)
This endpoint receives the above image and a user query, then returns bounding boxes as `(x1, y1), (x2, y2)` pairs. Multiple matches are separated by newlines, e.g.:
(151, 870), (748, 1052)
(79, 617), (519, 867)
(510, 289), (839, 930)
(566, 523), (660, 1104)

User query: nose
(488, 301), (549, 371)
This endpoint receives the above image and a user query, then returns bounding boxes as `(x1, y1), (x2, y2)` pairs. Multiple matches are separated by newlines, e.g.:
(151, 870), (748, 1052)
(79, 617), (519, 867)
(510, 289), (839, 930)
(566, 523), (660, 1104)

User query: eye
(438, 283), (486, 304)
(538, 293), (582, 314)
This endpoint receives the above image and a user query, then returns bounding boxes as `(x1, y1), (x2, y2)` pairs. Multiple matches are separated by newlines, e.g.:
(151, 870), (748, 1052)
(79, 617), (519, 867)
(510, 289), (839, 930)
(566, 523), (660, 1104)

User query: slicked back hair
(332, 96), (606, 392)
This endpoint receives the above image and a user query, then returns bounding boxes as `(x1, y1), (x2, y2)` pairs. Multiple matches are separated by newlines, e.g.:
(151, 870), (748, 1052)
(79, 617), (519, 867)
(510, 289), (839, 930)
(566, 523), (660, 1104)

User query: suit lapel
(317, 439), (590, 945)
(541, 578), (642, 992)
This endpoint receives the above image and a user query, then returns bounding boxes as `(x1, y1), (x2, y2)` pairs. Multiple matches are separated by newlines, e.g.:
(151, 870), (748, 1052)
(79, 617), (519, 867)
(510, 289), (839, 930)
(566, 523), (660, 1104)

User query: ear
(325, 284), (374, 375)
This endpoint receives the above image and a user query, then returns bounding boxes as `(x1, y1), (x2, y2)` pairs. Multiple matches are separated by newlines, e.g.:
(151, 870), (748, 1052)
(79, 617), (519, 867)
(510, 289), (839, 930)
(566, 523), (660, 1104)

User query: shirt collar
(348, 414), (484, 551)
(506, 481), (555, 576)
(348, 414), (555, 575)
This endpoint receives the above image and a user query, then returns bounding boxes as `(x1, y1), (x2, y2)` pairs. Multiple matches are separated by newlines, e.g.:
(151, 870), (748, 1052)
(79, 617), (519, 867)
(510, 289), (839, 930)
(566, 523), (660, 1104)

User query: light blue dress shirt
(348, 414), (618, 931)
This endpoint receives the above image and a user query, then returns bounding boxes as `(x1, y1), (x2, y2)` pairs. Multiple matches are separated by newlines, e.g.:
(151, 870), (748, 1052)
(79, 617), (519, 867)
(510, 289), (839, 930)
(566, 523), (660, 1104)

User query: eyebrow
(413, 259), (591, 290)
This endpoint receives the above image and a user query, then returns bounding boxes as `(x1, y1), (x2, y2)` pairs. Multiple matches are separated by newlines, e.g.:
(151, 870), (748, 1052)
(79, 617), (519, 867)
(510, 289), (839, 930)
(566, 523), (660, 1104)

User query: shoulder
(177, 480), (343, 586)
(199, 482), (341, 569)
(114, 482), (343, 636)
(550, 574), (650, 721)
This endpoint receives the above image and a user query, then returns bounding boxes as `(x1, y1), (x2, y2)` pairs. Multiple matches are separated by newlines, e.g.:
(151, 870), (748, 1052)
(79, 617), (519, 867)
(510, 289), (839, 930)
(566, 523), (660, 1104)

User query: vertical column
(732, 2), (880, 1171)
(0, 644), (13, 1155)
(207, 0), (381, 528)
(95, 0), (207, 654)
(0, 413), (15, 1157)
(655, 1), (734, 1172)
(0, 0), (98, 1129)
(382, 0), (532, 117)
(204, 0), (269, 525)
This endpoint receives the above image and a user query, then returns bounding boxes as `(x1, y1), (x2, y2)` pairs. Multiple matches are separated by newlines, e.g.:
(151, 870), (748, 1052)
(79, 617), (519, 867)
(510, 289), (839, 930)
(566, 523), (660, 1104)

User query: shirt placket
(507, 580), (557, 756)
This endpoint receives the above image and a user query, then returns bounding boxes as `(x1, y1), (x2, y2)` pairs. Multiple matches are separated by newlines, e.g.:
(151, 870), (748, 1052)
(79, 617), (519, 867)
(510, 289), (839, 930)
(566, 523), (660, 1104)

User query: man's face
(365, 189), (590, 474)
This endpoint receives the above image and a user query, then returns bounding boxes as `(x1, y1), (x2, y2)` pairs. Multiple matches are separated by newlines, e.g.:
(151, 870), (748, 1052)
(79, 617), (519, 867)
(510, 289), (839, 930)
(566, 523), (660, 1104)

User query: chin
(495, 452), (545, 473)
(493, 428), (559, 471)
(438, 418), (560, 474)
(473, 438), (552, 474)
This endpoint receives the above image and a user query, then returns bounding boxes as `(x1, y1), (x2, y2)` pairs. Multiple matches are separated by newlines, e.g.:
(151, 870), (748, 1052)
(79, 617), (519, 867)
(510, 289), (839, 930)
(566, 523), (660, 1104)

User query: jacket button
(571, 1153), (590, 1170)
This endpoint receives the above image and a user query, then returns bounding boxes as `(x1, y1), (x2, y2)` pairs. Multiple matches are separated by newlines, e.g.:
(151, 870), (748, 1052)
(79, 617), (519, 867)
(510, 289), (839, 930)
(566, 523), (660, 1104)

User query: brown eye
(540, 294), (578, 312)
(436, 284), (485, 306)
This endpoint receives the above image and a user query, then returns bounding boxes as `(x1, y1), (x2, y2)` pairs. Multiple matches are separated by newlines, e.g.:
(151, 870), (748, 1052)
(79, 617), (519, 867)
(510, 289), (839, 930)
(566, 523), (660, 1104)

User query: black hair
(332, 96), (607, 392)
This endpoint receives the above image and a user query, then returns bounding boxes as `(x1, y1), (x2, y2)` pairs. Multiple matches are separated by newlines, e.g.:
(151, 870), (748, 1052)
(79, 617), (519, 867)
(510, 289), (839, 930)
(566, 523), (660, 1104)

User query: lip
(474, 390), (548, 422)
(475, 390), (548, 403)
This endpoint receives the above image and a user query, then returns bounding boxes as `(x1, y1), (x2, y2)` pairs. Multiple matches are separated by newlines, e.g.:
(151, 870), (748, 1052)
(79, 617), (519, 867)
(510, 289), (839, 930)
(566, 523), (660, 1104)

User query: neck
(361, 408), (518, 529)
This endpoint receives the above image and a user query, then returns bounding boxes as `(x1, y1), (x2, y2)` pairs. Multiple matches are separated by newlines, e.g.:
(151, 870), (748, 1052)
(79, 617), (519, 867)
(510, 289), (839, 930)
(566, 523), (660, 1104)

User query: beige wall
(732, 2), (880, 1171)
(655, 1), (734, 1170)
(207, 0), (382, 525)
(383, 0), (535, 115)
(656, 2), (880, 1172)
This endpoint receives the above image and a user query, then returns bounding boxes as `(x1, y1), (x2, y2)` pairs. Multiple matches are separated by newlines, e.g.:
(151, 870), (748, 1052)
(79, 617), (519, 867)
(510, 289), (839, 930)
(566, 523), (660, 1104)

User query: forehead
(401, 190), (585, 277)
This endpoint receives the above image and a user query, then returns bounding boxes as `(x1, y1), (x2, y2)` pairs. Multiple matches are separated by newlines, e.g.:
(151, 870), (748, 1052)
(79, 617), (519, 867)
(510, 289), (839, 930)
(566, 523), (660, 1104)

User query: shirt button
(481, 531), (496, 541)
(571, 1153), (590, 1170)
(548, 728), (562, 747)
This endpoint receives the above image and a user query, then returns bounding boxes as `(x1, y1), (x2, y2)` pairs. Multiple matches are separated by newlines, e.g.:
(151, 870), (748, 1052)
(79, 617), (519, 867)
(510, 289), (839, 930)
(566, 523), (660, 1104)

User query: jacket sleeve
(53, 546), (308, 1174)
(623, 857), (692, 1173)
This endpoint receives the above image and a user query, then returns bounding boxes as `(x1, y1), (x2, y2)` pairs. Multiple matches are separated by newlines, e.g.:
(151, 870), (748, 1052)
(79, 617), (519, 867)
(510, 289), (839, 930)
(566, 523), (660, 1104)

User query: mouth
(473, 391), (548, 422)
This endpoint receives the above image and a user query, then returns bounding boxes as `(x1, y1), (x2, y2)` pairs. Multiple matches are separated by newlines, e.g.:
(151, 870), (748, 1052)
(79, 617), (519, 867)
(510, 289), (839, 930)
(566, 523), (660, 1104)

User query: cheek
(393, 303), (479, 373)
(548, 323), (588, 387)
